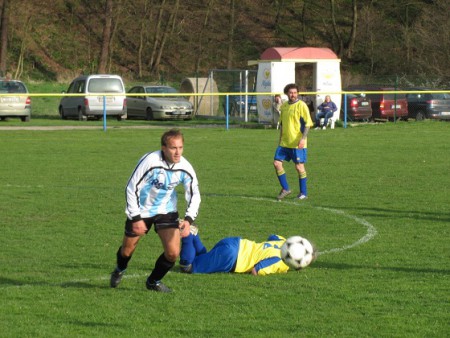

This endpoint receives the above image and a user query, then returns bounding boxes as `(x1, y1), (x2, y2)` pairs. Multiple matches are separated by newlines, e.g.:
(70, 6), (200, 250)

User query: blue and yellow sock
(276, 169), (289, 191)
(299, 172), (307, 196)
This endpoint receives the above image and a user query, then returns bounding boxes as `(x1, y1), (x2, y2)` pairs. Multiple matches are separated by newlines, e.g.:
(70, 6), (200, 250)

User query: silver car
(0, 79), (31, 122)
(127, 85), (193, 120)
(59, 74), (127, 121)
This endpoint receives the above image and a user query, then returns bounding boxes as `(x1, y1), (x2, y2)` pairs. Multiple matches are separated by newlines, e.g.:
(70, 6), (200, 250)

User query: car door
(127, 86), (146, 117)
(64, 80), (85, 116)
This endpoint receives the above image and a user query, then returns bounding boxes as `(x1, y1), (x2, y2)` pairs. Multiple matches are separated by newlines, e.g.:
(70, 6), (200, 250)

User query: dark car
(405, 88), (450, 121)
(225, 85), (257, 117)
(347, 85), (408, 121)
(341, 91), (372, 121)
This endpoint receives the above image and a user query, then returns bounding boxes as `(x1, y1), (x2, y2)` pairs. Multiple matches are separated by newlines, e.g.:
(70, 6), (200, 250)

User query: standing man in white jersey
(110, 128), (201, 292)
(274, 83), (313, 201)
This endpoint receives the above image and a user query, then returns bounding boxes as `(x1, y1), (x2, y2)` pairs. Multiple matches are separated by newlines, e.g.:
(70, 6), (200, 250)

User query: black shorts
(124, 212), (179, 237)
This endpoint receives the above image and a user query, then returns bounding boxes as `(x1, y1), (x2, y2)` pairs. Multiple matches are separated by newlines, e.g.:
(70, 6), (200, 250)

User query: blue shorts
(192, 237), (240, 274)
(274, 146), (307, 164)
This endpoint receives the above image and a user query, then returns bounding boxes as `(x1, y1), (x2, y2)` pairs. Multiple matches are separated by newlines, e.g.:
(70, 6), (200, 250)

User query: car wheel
(59, 106), (67, 120)
(415, 110), (426, 121)
(20, 116), (30, 122)
(78, 108), (87, 121)
(146, 108), (154, 120)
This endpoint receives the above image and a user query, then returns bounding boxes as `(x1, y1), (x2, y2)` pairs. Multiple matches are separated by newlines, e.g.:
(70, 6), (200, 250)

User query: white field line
(228, 195), (377, 257)
(2, 193), (377, 287)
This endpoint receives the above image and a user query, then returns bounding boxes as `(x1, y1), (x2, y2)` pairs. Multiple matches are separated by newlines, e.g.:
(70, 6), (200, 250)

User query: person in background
(299, 86), (315, 115)
(315, 95), (337, 130)
(110, 128), (201, 293)
(180, 227), (290, 275)
(273, 94), (282, 129)
(273, 83), (313, 201)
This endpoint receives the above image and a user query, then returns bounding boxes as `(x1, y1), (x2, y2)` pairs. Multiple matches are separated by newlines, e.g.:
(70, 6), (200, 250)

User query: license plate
(171, 111), (185, 115)
(98, 96), (115, 103)
(361, 102), (369, 106)
(391, 104), (401, 109)
(1, 97), (19, 103)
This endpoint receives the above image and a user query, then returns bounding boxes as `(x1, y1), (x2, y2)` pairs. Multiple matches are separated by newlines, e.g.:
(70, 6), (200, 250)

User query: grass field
(0, 121), (448, 337)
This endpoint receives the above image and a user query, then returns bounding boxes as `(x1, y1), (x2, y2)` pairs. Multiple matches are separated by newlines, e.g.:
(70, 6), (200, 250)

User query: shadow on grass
(0, 276), (111, 289)
(314, 261), (450, 275)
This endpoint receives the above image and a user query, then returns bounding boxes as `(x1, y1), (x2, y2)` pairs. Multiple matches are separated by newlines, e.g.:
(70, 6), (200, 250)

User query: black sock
(116, 246), (132, 271)
(147, 253), (175, 283)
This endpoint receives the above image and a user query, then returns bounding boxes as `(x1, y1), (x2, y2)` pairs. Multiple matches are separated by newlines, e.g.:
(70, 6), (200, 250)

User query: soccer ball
(280, 236), (315, 270)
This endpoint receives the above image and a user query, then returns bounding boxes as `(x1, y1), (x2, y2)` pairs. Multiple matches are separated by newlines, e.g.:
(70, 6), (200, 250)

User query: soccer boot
(146, 279), (172, 293)
(110, 269), (125, 288)
(277, 189), (292, 201)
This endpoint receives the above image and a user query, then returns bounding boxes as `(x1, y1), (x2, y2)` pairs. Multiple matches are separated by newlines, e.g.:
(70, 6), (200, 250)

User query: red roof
(261, 47), (338, 60)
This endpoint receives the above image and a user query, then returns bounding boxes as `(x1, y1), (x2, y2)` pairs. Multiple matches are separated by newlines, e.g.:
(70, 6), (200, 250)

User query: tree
(0, 0), (8, 76)
(98, 0), (113, 74)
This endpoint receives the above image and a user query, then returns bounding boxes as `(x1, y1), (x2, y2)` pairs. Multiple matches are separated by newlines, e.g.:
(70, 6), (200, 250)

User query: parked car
(346, 85), (408, 120)
(405, 88), (450, 121)
(341, 91), (372, 121)
(59, 74), (127, 121)
(127, 85), (193, 120)
(0, 79), (31, 122)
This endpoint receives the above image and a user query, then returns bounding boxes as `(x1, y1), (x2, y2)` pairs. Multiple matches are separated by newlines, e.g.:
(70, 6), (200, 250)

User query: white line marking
(211, 194), (377, 256)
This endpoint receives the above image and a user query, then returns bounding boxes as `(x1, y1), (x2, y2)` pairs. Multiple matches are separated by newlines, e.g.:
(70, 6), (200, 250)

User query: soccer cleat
(179, 263), (192, 273)
(297, 194), (308, 200)
(277, 189), (292, 201)
(110, 269), (125, 288)
(189, 224), (199, 236)
(146, 279), (172, 293)
(314, 126), (321, 130)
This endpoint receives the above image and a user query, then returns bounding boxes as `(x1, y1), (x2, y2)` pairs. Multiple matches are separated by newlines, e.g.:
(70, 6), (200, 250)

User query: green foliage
(0, 122), (449, 337)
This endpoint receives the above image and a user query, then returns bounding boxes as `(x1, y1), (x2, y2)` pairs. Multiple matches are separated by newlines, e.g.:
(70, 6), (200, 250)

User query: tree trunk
(98, 0), (113, 74)
(345, 0), (358, 59)
(149, 0), (166, 72)
(227, 0), (235, 69)
(154, 0), (179, 75)
(0, 0), (8, 75)
(195, 0), (214, 74)
(329, 0), (344, 58)
(138, 0), (151, 78)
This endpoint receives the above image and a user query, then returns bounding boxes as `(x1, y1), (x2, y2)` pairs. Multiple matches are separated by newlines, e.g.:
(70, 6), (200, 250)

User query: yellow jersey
(280, 99), (313, 149)
(235, 235), (290, 276)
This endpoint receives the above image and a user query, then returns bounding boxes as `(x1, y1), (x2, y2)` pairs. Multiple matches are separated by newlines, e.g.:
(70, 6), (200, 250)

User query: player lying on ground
(179, 227), (294, 275)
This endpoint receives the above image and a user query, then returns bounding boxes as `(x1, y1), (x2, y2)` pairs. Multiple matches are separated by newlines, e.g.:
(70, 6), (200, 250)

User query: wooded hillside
(0, 0), (448, 86)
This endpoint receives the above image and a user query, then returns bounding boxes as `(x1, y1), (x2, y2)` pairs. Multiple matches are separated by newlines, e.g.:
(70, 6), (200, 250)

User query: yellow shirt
(235, 236), (290, 275)
(280, 99), (313, 149)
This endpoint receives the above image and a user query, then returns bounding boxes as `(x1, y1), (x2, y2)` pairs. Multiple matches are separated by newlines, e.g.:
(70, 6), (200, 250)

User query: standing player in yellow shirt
(274, 83), (313, 200)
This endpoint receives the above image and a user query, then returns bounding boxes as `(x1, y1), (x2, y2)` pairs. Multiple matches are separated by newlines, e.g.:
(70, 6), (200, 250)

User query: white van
(59, 74), (127, 120)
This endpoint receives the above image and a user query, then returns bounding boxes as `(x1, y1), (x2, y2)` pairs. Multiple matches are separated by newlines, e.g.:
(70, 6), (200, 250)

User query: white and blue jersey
(125, 150), (201, 224)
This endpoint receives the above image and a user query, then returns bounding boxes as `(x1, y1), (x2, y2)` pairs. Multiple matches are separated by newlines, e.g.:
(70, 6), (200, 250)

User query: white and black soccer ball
(280, 236), (315, 270)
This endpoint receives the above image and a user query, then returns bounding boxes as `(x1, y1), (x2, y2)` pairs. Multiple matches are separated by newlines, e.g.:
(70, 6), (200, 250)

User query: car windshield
(145, 87), (178, 94)
(88, 78), (124, 93)
(0, 81), (27, 93)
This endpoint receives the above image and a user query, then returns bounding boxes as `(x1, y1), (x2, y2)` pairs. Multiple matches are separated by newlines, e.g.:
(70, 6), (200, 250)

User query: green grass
(0, 121), (449, 337)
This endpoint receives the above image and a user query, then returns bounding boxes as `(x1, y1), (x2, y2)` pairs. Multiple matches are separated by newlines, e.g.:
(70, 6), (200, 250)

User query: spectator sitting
(315, 95), (337, 130)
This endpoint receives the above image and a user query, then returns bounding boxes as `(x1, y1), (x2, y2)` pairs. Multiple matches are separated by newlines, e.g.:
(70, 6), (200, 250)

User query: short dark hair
(283, 83), (299, 95)
(161, 128), (184, 146)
